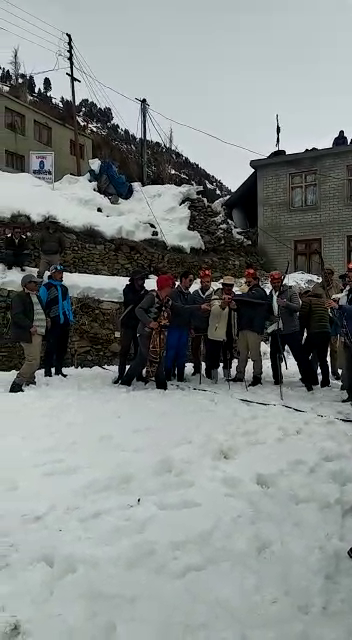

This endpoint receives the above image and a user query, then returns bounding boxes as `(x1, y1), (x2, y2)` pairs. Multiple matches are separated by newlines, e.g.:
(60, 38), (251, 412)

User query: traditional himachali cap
(21, 273), (41, 288)
(244, 268), (257, 278)
(222, 276), (235, 286)
(269, 270), (282, 282)
(156, 274), (175, 291)
(199, 268), (212, 278)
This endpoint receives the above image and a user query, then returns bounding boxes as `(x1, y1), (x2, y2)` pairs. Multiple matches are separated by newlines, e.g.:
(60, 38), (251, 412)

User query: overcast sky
(1, 0), (351, 190)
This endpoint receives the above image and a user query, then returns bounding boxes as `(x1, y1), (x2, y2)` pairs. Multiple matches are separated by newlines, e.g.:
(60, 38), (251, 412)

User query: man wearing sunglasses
(39, 265), (73, 378)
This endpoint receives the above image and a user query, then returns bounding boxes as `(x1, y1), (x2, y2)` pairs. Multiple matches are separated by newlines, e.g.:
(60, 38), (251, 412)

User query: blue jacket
(39, 280), (74, 325)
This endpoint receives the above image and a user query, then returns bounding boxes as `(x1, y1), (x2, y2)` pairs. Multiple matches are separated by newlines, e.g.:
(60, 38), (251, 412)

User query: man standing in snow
(190, 268), (213, 377)
(37, 220), (66, 279)
(206, 276), (236, 382)
(164, 270), (195, 383)
(328, 298), (352, 403)
(113, 268), (148, 384)
(39, 265), (73, 378)
(299, 286), (331, 388)
(232, 268), (268, 387)
(268, 271), (313, 391)
(3, 226), (29, 271)
(9, 273), (48, 393)
(312, 265), (342, 380)
(120, 274), (175, 390)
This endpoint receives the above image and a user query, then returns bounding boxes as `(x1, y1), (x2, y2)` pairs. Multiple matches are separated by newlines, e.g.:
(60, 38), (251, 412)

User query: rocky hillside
(0, 62), (230, 202)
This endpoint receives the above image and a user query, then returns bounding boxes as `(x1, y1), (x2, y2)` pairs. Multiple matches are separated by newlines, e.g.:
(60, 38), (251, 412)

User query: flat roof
(250, 144), (352, 170)
(0, 91), (92, 140)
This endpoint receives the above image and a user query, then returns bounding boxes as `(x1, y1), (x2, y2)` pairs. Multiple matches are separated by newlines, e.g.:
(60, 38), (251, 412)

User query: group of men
(115, 263), (352, 402)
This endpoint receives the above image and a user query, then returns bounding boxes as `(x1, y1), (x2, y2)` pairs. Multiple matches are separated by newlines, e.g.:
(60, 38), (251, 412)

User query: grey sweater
(268, 285), (301, 334)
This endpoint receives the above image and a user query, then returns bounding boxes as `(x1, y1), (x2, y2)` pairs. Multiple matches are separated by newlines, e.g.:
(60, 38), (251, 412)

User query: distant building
(0, 92), (92, 180)
(226, 146), (352, 275)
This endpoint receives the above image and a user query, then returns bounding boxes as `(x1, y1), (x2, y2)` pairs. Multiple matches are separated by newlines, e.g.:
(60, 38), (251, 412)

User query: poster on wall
(29, 152), (54, 186)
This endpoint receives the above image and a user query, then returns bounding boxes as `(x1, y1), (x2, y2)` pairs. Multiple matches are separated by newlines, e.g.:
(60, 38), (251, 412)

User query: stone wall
(0, 288), (123, 372)
(0, 197), (262, 280)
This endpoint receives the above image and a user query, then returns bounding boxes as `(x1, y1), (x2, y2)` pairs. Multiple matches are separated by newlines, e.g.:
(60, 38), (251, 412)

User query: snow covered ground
(2, 350), (352, 639)
(0, 265), (320, 302)
(0, 171), (203, 251)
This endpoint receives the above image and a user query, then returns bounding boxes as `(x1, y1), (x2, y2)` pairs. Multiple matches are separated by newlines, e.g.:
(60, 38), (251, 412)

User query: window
(347, 236), (352, 264)
(294, 239), (322, 275)
(347, 166), (352, 202)
(70, 139), (85, 160)
(290, 171), (317, 208)
(5, 150), (25, 172)
(34, 120), (52, 147)
(5, 107), (25, 135)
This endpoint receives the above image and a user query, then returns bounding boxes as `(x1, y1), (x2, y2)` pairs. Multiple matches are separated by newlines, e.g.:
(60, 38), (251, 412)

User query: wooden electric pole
(137, 98), (148, 186)
(66, 33), (81, 176)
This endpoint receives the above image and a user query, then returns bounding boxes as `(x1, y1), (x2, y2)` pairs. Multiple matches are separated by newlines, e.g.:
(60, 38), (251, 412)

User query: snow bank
(1, 363), (352, 639)
(0, 171), (204, 251)
(0, 266), (321, 302)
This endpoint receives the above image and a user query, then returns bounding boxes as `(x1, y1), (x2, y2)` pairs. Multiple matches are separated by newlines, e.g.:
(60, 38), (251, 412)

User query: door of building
(294, 239), (322, 275)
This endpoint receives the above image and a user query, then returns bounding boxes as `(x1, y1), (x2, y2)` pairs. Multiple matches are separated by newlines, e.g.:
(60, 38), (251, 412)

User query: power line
(0, 0), (63, 34)
(0, 15), (60, 47)
(0, 25), (57, 53)
(0, 4), (64, 42)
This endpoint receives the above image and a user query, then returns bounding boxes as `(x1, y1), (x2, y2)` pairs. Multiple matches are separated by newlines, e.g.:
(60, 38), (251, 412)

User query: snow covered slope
(1, 360), (352, 639)
(0, 265), (320, 302)
(0, 171), (203, 251)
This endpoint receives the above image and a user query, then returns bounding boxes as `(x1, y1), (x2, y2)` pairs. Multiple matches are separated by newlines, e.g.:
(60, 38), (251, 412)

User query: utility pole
(66, 33), (81, 176)
(137, 98), (148, 186)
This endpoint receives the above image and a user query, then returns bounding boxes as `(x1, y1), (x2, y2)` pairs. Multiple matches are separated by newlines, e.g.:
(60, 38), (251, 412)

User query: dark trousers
(270, 331), (313, 385)
(303, 331), (331, 386)
(191, 333), (207, 373)
(205, 337), (233, 375)
(44, 322), (70, 374)
(121, 333), (166, 389)
(118, 327), (139, 379)
(3, 250), (27, 269)
(164, 327), (189, 378)
(343, 342), (352, 398)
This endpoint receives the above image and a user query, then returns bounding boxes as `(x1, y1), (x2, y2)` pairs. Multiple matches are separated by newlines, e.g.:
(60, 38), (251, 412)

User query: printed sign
(29, 152), (54, 185)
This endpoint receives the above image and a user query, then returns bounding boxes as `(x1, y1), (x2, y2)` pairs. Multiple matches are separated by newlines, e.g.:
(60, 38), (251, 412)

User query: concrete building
(0, 92), (92, 180)
(226, 146), (352, 275)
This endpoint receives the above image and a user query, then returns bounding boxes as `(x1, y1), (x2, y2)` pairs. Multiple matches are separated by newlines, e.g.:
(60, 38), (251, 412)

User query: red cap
(270, 270), (282, 282)
(157, 274), (175, 291)
(200, 268), (212, 278)
(245, 268), (257, 278)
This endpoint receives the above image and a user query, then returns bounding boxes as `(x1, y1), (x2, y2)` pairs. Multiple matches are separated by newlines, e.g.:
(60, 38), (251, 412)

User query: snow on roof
(0, 266), (320, 303)
(0, 171), (204, 252)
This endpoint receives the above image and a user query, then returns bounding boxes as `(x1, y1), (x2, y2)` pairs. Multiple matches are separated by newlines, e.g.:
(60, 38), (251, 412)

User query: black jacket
(10, 290), (45, 343)
(122, 282), (148, 330)
(5, 234), (28, 254)
(169, 286), (193, 329)
(234, 284), (268, 335)
(190, 287), (213, 334)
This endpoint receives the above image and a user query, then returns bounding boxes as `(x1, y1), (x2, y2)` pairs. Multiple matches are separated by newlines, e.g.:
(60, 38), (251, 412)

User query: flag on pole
(276, 114), (281, 150)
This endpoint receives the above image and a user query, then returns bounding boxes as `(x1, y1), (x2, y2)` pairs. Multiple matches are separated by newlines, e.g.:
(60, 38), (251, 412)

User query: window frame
(289, 170), (318, 210)
(70, 139), (85, 160)
(5, 149), (25, 172)
(294, 238), (322, 275)
(34, 119), (52, 147)
(347, 236), (352, 264)
(4, 107), (25, 136)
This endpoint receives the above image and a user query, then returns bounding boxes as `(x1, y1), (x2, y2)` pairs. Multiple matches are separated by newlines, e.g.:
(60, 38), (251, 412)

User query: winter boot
(165, 369), (172, 382)
(177, 367), (185, 383)
(223, 369), (230, 381)
(205, 367), (212, 380)
(249, 375), (262, 387)
(211, 369), (219, 383)
(321, 380), (331, 389)
(231, 374), (244, 383)
(44, 369), (52, 378)
(9, 380), (24, 393)
(55, 370), (68, 378)
(112, 376), (121, 385)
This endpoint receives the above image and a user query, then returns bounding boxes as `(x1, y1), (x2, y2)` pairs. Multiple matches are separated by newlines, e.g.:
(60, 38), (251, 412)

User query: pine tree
(27, 75), (36, 95)
(43, 77), (52, 94)
(37, 87), (43, 100)
(9, 46), (21, 85)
